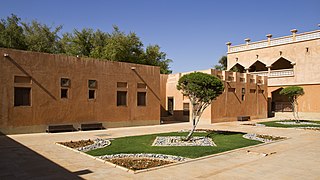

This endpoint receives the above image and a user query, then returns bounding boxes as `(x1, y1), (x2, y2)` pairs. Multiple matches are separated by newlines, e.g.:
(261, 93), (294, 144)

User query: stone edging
(100, 153), (189, 162)
(77, 139), (111, 152)
(243, 133), (285, 143)
(55, 131), (289, 174)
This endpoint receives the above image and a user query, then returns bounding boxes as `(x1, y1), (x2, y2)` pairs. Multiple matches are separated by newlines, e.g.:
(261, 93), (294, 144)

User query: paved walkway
(1, 118), (320, 179)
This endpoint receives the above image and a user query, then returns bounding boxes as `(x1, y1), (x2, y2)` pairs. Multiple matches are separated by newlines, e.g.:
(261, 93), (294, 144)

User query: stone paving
(1, 117), (320, 179)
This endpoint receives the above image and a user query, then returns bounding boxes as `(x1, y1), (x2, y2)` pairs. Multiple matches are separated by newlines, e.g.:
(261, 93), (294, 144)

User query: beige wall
(0, 48), (161, 134)
(269, 84), (320, 113)
(227, 30), (320, 114)
(162, 69), (268, 123)
(228, 39), (320, 86)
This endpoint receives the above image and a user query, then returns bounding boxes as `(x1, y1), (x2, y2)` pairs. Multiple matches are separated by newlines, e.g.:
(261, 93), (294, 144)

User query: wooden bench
(46, 124), (75, 133)
(237, 116), (250, 121)
(79, 123), (104, 131)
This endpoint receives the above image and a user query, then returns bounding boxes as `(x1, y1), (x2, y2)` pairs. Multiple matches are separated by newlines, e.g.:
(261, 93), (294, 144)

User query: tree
(22, 20), (62, 53)
(177, 72), (224, 140)
(279, 86), (304, 122)
(0, 14), (173, 74)
(144, 45), (172, 74)
(214, 56), (227, 70)
(60, 28), (94, 57)
(0, 14), (27, 50)
(102, 25), (144, 63)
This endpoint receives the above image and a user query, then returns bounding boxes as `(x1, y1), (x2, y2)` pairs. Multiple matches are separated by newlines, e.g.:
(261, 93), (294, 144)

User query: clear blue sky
(1, 0), (319, 73)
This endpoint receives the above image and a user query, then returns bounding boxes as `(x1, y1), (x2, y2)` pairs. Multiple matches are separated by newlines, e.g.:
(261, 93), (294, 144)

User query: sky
(1, 0), (319, 73)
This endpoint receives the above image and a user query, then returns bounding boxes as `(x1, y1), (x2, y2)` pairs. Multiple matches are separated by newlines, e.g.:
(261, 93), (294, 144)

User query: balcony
(228, 30), (320, 53)
(250, 68), (294, 78)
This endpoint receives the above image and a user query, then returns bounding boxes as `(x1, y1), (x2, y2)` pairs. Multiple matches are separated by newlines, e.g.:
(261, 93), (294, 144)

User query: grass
(259, 120), (320, 128)
(86, 131), (262, 158)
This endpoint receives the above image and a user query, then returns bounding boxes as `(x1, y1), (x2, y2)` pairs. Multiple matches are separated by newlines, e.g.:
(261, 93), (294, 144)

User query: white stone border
(100, 153), (189, 162)
(243, 133), (285, 143)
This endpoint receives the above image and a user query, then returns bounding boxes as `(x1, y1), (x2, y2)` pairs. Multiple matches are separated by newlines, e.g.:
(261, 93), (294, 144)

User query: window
(137, 92), (146, 106)
(89, 89), (95, 99)
(241, 88), (245, 101)
(117, 91), (127, 106)
(14, 76), (31, 84)
(61, 78), (71, 87)
(137, 83), (147, 89)
(117, 82), (127, 88)
(14, 87), (31, 106)
(183, 103), (190, 116)
(250, 89), (256, 93)
(228, 88), (236, 92)
(88, 80), (97, 88)
(258, 90), (265, 94)
(60, 78), (70, 99)
(88, 80), (97, 100)
(61, 89), (68, 98)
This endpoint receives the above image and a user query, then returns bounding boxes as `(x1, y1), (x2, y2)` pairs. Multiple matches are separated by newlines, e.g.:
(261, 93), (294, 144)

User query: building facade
(226, 29), (320, 117)
(0, 48), (161, 134)
(160, 69), (268, 124)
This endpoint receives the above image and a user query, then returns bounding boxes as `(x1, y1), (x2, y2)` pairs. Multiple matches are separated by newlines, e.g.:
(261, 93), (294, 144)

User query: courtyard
(1, 117), (320, 179)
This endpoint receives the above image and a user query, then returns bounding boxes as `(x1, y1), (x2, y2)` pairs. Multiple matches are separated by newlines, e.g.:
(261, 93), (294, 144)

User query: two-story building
(226, 29), (320, 118)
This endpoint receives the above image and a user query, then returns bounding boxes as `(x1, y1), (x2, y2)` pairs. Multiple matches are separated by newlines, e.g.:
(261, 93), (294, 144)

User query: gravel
(99, 153), (189, 162)
(243, 133), (285, 143)
(275, 121), (318, 125)
(76, 138), (111, 152)
(152, 136), (216, 146)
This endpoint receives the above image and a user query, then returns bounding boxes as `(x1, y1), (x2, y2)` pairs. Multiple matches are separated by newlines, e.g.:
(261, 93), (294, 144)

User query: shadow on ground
(0, 132), (86, 179)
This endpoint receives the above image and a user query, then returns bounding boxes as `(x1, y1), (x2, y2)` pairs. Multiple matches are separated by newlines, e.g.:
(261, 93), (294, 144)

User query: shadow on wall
(7, 56), (57, 100)
(0, 132), (86, 179)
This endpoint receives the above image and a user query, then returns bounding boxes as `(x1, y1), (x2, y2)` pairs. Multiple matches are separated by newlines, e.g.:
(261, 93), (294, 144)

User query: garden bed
(259, 120), (320, 128)
(57, 130), (286, 172)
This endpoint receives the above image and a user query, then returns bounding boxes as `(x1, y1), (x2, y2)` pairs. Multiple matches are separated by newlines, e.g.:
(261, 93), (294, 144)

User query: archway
(249, 60), (268, 72)
(271, 57), (293, 70)
(271, 88), (292, 112)
(229, 63), (245, 73)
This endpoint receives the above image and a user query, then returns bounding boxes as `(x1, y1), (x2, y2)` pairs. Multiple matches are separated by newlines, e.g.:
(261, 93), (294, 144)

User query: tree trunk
(186, 118), (196, 140)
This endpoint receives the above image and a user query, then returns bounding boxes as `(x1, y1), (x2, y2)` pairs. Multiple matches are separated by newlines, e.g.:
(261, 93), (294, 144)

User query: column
(291, 29), (298, 41)
(266, 65), (272, 76)
(245, 38), (250, 49)
(226, 42), (232, 53)
(266, 34), (272, 46)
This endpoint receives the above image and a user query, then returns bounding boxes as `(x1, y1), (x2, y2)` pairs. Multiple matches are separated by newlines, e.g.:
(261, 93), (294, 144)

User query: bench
(79, 123), (104, 131)
(237, 116), (250, 121)
(46, 124), (75, 133)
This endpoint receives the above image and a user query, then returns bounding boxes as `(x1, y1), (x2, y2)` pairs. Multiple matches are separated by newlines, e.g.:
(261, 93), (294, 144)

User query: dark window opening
(183, 103), (189, 116)
(89, 90), (95, 99)
(250, 89), (256, 93)
(61, 89), (68, 98)
(241, 88), (245, 101)
(137, 92), (146, 106)
(61, 78), (71, 87)
(167, 97), (174, 116)
(14, 87), (31, 106)
(117, 91), (127, 106)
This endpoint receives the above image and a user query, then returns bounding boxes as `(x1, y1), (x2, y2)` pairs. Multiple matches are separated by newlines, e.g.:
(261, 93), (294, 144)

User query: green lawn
(86, 131), (262, 158)
(259, 120), (320, 128)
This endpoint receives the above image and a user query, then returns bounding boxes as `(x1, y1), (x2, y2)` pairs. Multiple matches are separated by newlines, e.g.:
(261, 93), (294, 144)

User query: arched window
(248, 60), (268, 72)
(271, 57), (293, 70)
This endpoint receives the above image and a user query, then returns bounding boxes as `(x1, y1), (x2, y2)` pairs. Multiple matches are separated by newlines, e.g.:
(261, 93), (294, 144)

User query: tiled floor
(1, 118), (320, 179)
